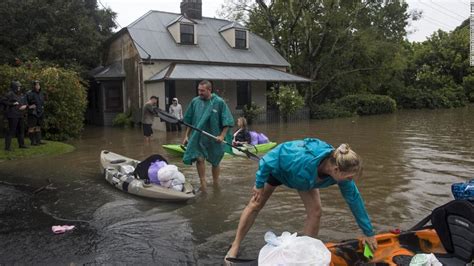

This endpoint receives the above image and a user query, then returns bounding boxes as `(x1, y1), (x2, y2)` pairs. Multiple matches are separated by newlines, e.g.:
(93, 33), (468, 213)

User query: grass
(0, 139), (75, 161)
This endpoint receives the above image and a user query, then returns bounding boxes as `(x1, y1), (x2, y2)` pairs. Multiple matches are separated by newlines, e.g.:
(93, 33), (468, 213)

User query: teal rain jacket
(183, 93), (234, 166)
(255, 138), (375, 236)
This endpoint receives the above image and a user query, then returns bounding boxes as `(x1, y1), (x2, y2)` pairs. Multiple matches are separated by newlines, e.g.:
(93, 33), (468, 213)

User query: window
(235, 30), (247, 49)
(105, 85), (123, 112)
(236, 81), (251, 109)
(180, 23), (194, 44)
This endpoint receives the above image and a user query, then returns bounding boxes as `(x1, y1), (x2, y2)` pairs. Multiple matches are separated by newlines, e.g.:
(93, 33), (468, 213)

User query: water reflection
(0, 105), (473, 263)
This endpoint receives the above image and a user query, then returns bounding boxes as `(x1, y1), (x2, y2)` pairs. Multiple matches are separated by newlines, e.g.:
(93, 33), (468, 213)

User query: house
(87, 0), (311, 130)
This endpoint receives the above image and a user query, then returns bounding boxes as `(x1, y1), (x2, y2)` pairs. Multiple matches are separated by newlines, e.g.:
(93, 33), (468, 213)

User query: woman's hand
(182, 136), (188, 146)
(361, 235), (377, 252)
(252, 186), (264, 202)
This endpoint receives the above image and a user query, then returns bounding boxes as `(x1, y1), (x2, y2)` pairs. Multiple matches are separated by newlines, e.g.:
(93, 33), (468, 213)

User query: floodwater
(1, 105), (473, 264)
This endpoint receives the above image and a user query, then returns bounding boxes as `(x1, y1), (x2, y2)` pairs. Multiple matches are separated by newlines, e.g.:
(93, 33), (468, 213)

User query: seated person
(232, 117), (251, 146)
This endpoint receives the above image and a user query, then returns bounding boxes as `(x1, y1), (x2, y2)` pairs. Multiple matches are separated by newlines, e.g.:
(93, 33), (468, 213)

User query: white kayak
(100, 150), (195, 201)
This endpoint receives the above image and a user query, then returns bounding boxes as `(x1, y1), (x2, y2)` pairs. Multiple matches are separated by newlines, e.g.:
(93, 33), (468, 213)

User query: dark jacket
(26, 89), (46, 117)
(1, 88), (27, 119)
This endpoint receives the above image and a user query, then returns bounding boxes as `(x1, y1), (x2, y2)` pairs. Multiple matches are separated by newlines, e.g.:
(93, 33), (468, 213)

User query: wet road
(1, 105), (473, 264)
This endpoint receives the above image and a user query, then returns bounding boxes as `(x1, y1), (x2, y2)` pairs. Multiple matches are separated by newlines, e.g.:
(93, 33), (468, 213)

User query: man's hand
(19, 105), (27, 111)
(216, 135), (224, 143)
(29, 104), (36, 109)
(361, 235), (377, 252)
(252, 186), (264, 202)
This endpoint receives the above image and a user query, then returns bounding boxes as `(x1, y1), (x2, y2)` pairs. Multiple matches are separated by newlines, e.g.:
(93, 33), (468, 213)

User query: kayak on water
(162, 142), (278, 158)
(225, 199), (474, 265)
(100, 150), (195, 202)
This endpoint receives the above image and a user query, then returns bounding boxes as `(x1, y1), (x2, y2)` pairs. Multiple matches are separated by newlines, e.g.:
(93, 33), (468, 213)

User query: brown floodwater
(0, 105), (473, 264)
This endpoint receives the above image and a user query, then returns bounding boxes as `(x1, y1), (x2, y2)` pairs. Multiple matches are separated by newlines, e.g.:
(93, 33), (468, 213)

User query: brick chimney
(180, 0), (202, 20)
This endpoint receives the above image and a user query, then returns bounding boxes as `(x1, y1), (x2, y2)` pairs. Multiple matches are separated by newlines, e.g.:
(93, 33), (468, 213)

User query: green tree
(267, 85), (305, 121)
(0, 60), (87, 140)
(0, 0), (116, 72)
(219, 0), (412, 110)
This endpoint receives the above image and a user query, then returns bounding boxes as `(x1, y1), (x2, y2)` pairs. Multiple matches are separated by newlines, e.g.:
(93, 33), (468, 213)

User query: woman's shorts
(143, 123), (153, 137)
(267, 174), (283, 187)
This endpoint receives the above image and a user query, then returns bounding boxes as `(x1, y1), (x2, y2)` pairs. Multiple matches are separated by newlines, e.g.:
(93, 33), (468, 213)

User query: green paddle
(155, 108), (261, 162)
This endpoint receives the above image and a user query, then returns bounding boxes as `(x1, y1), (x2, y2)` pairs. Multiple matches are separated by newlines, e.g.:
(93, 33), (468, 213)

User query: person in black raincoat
(1, 81), (28, 151)
(26, 80), (47, 145)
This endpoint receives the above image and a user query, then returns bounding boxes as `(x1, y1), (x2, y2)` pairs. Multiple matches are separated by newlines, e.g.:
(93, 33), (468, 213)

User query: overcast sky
(100, 0), (470, 42)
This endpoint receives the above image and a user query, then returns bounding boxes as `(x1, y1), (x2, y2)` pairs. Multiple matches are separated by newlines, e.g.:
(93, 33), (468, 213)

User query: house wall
(105, 32), (141, 122)
(145, 81), (167, 131)
(142, 61), (172, 81)
(168, 23), (180, 43)
(220, 29), (234, 47)
(172, 80), (267, 118)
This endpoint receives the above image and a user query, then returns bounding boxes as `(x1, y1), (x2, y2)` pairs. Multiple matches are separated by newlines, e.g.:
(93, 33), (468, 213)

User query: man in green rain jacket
(182, 80), (234, 192)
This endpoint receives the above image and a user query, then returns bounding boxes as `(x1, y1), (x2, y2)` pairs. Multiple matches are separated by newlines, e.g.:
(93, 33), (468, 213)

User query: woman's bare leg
(227, 184), (277, 258)
(298, 189), (322, 237)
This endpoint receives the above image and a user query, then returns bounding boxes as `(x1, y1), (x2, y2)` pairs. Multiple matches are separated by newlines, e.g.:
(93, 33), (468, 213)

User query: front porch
(145, 63), (311, 131)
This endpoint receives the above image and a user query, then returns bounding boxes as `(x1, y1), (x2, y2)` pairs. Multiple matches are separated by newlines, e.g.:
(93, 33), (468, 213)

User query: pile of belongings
(147, 160), (185, 191)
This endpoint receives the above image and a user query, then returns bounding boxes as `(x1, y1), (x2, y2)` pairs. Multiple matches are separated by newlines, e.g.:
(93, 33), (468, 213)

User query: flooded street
(1, 105), (474, 264)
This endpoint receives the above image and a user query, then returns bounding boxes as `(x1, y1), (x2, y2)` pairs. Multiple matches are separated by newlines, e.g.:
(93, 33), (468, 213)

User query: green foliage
(336, 94), (397, 115)
(112, 111), (134, 128)
(267, 85), (305, 120)
(221, 0), (411, 106)
(0, 0), (116, 72)
(462, 75), (474, 102)
(242, 102), (263, 124)
(311, 102), (354, 120)
(0, 61), (87, 140)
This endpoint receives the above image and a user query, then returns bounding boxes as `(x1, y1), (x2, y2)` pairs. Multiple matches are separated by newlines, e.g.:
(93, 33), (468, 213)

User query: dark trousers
(5, 117), (25, 149)
(170, 122), (182, 131)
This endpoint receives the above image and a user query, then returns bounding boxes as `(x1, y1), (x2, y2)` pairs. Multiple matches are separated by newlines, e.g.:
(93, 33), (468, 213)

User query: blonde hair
(330, 144), (363, 177)
(238, 117), (248, 129)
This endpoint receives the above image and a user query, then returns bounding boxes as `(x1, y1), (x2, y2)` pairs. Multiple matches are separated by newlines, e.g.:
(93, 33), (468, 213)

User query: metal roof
(91, 62), (125, 80)
(126, 11), (290, 67)
(219, 21), (246, 32)
(147, 63), (311, 82)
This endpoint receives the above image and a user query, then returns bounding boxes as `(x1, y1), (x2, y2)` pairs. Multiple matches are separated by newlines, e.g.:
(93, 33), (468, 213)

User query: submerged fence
(231, 107), (310, 124)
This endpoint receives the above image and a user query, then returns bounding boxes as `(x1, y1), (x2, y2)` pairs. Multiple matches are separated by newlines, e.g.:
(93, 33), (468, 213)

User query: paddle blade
(155, 108), (179, 124)
(237, 148), (260, 162)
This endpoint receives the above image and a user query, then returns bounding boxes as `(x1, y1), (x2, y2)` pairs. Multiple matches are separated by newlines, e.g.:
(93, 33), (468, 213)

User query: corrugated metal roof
(219, 21), (246, 32)
(126, 11), (289, 67)
(92, 62), (125, 80)
(147, 63), (311, 82)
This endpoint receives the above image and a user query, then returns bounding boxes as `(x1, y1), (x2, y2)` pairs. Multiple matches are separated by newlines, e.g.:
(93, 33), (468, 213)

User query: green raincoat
(182, 93), (234, 166)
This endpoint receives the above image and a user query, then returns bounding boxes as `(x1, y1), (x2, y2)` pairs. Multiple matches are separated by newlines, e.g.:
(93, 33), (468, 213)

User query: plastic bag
(257, 133), (269, 144)
(451, 179), (474, 202)
(409, 253), (442, 266)
(249, 131), (259, 145)
(158, 165), (185, 189)
(258, 231), (331, 266)
(147, 160), (167, 185)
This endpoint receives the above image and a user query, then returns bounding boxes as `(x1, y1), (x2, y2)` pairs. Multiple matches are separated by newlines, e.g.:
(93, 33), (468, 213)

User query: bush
(112, 111), (134, 128)
(462, 75), (474, 102)
(267, 85), (305, 121)
(0, 60), (87, 140)
(336, 94), (397, 115)
(242, 102), (263, 124)
(391, 86), (466, 109)
(311, 102), (354, 120)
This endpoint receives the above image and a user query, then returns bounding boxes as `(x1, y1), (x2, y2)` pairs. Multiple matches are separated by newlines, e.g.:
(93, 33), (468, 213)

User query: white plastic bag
(409, 253), (442, 266)
(258, 231), (331, 266)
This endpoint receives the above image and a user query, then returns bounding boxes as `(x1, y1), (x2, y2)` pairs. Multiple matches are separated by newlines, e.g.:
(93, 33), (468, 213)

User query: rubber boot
(37, 131), (46, 145)
(29, 132), (38, 146)
(4, 136), (11, 151)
